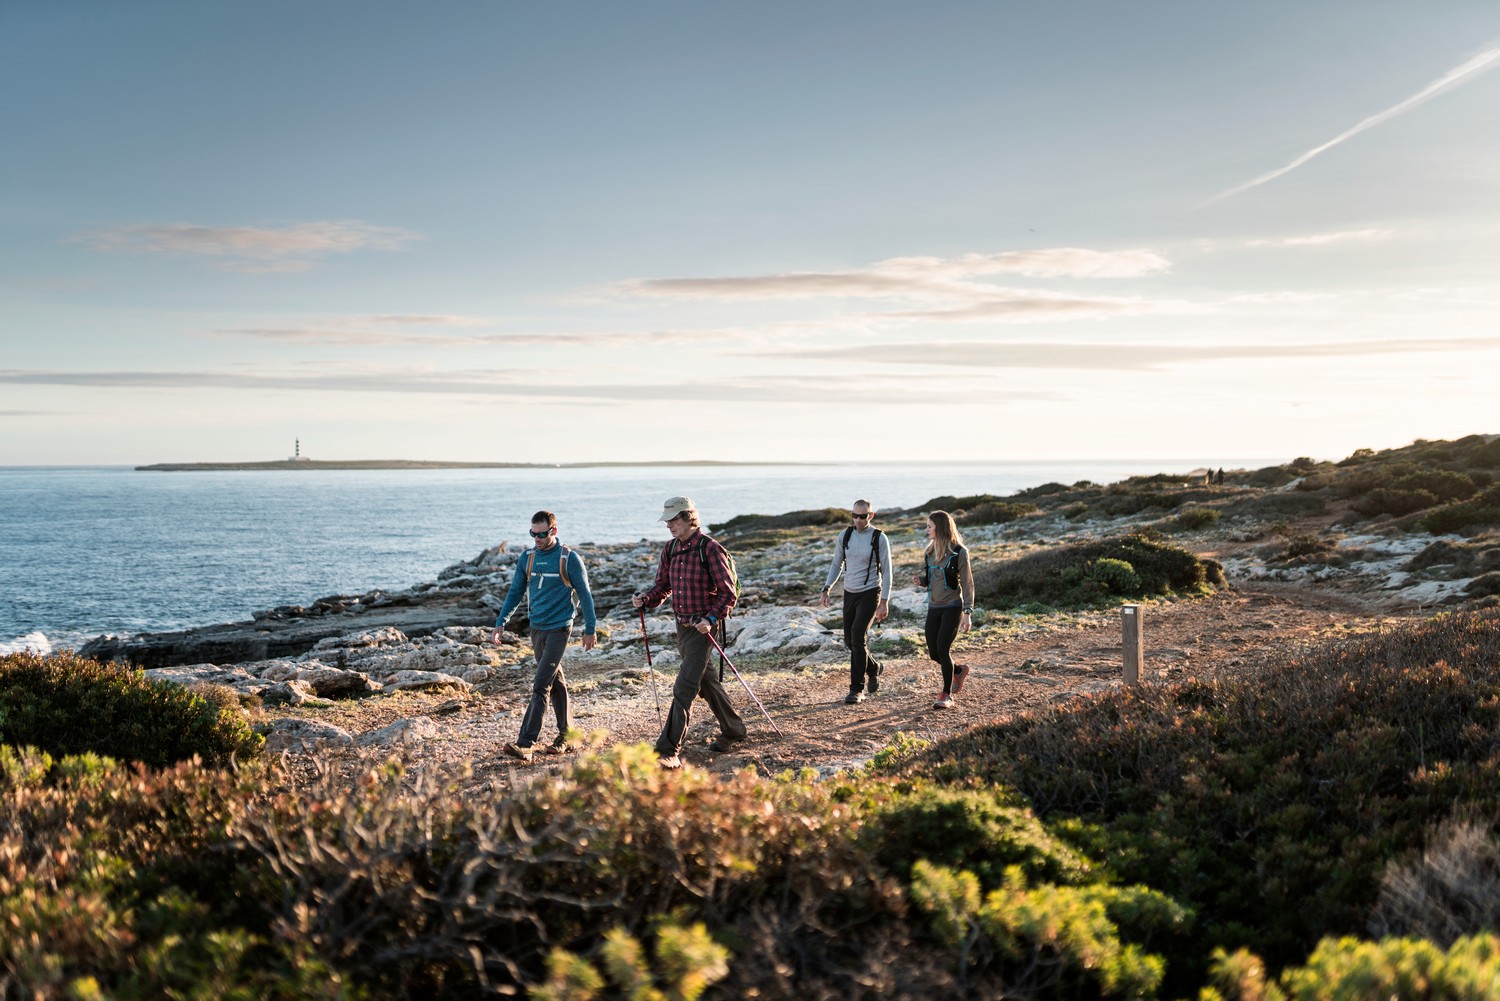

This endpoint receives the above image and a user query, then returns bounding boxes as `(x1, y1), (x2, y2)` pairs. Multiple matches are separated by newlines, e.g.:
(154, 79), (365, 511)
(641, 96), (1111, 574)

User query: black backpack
(921, 544), (966, 590)
(838, 526), (885, 590)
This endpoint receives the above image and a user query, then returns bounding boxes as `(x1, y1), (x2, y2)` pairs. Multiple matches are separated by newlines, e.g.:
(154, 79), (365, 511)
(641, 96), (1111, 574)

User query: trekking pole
(638, 606), (661, 723)
(704, 629), (783, 736)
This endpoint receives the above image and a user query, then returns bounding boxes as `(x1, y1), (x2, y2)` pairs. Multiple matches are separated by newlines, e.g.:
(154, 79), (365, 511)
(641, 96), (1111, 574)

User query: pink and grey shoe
(952, 663), (971, 694)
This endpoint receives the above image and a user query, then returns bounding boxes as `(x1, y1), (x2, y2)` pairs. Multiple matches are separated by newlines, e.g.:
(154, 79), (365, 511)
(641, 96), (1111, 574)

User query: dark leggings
(843, 588), (880, 692)
(925, 604), (962, 693)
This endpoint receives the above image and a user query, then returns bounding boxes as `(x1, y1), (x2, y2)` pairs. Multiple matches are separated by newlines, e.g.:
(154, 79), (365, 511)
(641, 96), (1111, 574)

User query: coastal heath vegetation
(8, 611), (1500, 996)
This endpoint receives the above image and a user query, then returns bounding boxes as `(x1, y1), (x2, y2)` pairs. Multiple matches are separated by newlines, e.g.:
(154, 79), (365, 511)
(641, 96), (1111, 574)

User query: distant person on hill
(820, 499), (893, 704)
(490, 510), (596, 760)
(911, 510), (975, 709)
(631, 496), (745, 769)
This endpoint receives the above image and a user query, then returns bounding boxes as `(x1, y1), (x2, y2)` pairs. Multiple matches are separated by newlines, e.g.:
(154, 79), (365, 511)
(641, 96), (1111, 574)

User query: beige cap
(658, 496), (695, 521)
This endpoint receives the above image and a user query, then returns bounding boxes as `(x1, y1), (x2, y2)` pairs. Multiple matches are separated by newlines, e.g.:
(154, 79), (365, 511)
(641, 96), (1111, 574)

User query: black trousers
(925, 604), (962, 693)
(843, 588), (880, 693)
(654, 623), (747, 756)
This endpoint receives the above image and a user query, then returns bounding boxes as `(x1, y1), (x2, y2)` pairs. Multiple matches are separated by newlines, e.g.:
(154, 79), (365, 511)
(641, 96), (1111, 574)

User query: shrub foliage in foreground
(895, 610), (1500, 979)
(0, 651), (262, 766)
(974, 533), (1225, 609)
(2, 739), (1185, 1000)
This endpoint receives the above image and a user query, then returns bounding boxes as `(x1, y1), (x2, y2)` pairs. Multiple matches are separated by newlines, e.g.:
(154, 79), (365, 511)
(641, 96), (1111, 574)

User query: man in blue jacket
(490, 510), (597, 760)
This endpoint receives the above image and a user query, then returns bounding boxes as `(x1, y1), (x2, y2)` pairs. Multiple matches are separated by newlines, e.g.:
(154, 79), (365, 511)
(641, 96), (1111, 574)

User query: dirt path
(309, 580), (1413, 788)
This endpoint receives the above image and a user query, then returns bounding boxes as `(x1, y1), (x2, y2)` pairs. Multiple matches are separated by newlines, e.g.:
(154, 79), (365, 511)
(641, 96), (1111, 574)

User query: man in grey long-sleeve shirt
(820, 499), (893, 704)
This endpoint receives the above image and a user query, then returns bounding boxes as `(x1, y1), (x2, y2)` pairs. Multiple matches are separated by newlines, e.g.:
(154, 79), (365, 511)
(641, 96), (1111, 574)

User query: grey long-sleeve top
(823, 526), (893, 599)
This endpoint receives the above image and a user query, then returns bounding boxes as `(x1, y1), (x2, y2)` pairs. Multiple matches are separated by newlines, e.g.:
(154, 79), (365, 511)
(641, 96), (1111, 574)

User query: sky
(2, 1), (1498, 465)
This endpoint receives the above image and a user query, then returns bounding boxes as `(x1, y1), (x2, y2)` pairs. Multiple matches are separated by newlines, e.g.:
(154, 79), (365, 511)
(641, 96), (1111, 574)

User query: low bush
(1369, 819), (1500, 946)
(1351, 487), (1440, 517)
(712, 507), (848, 535)
(1169, 507), (1222, 532)
(856, 784), (1095, 890)
(0, 651), (262, 766)
(1223, 492), (1327, 521)
(974, 535), (1224, 609)
(1421, 485), (1500, 533)
(891, 610), (1500, 984)
(1205, 935), (1500, 1001)
(956, 500), (1038, 526)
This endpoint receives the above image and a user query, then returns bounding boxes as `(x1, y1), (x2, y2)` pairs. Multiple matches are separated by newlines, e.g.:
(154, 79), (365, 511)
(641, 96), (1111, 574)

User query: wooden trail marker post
(1122, 604), (1143, 686)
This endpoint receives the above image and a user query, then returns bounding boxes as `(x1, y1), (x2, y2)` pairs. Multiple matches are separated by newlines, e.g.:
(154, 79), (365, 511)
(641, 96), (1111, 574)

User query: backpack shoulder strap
(525, 549), (535, 579)
(558, 545), (574, 590)
(840, 526), (853, 551)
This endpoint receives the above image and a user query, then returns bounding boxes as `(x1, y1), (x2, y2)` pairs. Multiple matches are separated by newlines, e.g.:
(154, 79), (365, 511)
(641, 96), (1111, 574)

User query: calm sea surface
(0, 460), (1275, 652)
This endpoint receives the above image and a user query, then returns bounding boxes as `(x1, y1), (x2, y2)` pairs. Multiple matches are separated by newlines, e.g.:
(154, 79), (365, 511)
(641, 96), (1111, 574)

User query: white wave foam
(0, 631), (53, 656)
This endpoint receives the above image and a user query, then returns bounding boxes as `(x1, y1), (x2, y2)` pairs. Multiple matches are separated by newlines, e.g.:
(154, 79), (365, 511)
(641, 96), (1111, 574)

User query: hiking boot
(866, 659), (882, 694)
(952, 662), (971, 695)
(707, 734), (745, 753)
(502, 741), (534, 760)
(845, 689), (866, 705)
(933, 693), (953, 710)
(658, 754), (683, 770)
(540, 738), (575, 756)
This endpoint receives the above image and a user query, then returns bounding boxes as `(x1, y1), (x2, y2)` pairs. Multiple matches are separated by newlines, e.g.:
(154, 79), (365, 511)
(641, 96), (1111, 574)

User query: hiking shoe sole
(845, 690), (866, 704)
(502, 742), (534, 760)
(933, 695), (953, 709)
(658, 755), (683, 770)
(540, 743), (574, 756)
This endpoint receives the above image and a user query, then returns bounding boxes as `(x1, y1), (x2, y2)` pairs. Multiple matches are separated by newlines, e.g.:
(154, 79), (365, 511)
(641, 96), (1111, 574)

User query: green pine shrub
(1170, 507), (1222, 532)
(856, 784), (1095, 890)
(957, 501), (1039, 525)
(1351, 487), (1440, 517)
(974, 535), (1224, 609)
(0, 651), (262, 766)
(890, 610), (1500, 983)
(1421, 485), (1500, 533)
(1204, 935), (1500, 1001)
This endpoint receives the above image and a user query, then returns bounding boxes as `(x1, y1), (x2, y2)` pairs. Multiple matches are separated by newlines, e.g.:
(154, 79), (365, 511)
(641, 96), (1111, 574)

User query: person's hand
(960, 611), (972, 633)
(694, 618), (713, 635)
(631, 592), (645, 609)
(581, 633), (596, 652)
(819, 591), (830, 608)
(489, 628), (506, 645)
(911, 573), (923, 587)
(875, 600), (889, 624)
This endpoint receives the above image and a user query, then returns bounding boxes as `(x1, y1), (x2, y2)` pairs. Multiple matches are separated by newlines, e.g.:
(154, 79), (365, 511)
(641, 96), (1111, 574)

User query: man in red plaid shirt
(632, 496), (746, 768)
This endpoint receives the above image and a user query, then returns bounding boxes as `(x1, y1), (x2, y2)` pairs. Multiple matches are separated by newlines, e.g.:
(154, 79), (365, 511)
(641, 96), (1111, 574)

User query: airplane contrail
(1204, 45), (1500, 206)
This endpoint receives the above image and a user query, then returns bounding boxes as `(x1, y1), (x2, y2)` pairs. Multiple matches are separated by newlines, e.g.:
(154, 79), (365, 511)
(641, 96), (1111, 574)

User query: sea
(0, 460), (1277, 654)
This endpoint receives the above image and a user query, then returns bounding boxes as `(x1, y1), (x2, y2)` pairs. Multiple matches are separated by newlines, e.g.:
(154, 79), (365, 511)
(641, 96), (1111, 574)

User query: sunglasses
(529, 528), (554, 539)
(669, 512), (691, 523)
(852, 513), (872, 521)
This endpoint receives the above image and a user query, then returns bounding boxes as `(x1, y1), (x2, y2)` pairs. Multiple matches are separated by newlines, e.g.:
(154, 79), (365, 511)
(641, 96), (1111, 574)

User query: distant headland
(135, 459), (788, 471)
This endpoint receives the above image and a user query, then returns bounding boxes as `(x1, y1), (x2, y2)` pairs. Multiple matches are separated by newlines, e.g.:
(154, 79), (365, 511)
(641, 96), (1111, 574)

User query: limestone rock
(263, 719), (353, 754)
(354, 716), (440, 748)
(291, 667), (383, 698)
(260, 679), (318, 707)
(381, 670), (473, 693)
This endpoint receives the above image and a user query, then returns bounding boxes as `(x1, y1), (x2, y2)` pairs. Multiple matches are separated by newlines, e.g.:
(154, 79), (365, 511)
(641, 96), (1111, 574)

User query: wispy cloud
(76, 221), (421, 272)
(880, 290), (1201, 323)
(1206, 45), (1500, 205)
(615, 247), (1171, 301)
(0, 410), (56, 417)
(1247, 228), (1395, 248)
(782, 337), (1500, 371)
(0, 367), (978, 404)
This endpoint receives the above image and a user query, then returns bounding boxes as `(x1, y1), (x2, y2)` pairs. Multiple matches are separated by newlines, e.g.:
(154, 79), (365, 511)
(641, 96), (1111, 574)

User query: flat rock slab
(79, 592), (492, 668)
(263, 719), (353, 754)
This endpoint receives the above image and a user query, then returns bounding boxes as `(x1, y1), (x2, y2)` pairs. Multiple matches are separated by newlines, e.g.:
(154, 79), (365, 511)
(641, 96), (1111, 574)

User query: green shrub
(1223, 493), (1326, 521)
(1204, 935), (1500, 1001)
(1470, 439), (1500, 470)
(711, 507), (848, 534)
(858, 784), (1095, 890)
(1170, 508), (1222, 532)
(1465, 572), (1500, 598)
(893, 611), (1500, 983)
(910, 861), (1189, 1001)
(0, 651), (262, 766)
(957, 501), (1039, 525)
(1421, 485), (1500, 533)
(1351, 487), (1439, 517)
(975, 535), (1224, 610)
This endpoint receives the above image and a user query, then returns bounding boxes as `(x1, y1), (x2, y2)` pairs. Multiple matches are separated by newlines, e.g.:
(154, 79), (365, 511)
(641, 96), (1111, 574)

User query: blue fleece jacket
(494, 543), (597, 633)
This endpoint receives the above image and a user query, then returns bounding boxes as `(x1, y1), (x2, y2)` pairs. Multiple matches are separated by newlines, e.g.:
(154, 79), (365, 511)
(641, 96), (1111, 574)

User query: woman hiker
(912, 509), (975, 709)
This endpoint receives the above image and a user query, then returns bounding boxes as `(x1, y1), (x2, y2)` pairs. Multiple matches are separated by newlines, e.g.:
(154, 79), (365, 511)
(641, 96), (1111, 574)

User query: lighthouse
(289, 438), (310, 462)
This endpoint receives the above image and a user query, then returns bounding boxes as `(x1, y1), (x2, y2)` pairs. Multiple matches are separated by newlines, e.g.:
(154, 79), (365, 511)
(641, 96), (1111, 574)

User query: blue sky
(3, 2), (1498, 464)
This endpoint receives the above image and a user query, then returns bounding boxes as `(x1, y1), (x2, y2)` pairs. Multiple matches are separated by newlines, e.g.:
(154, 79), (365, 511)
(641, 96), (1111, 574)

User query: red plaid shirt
(642, 530), (737, 621)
